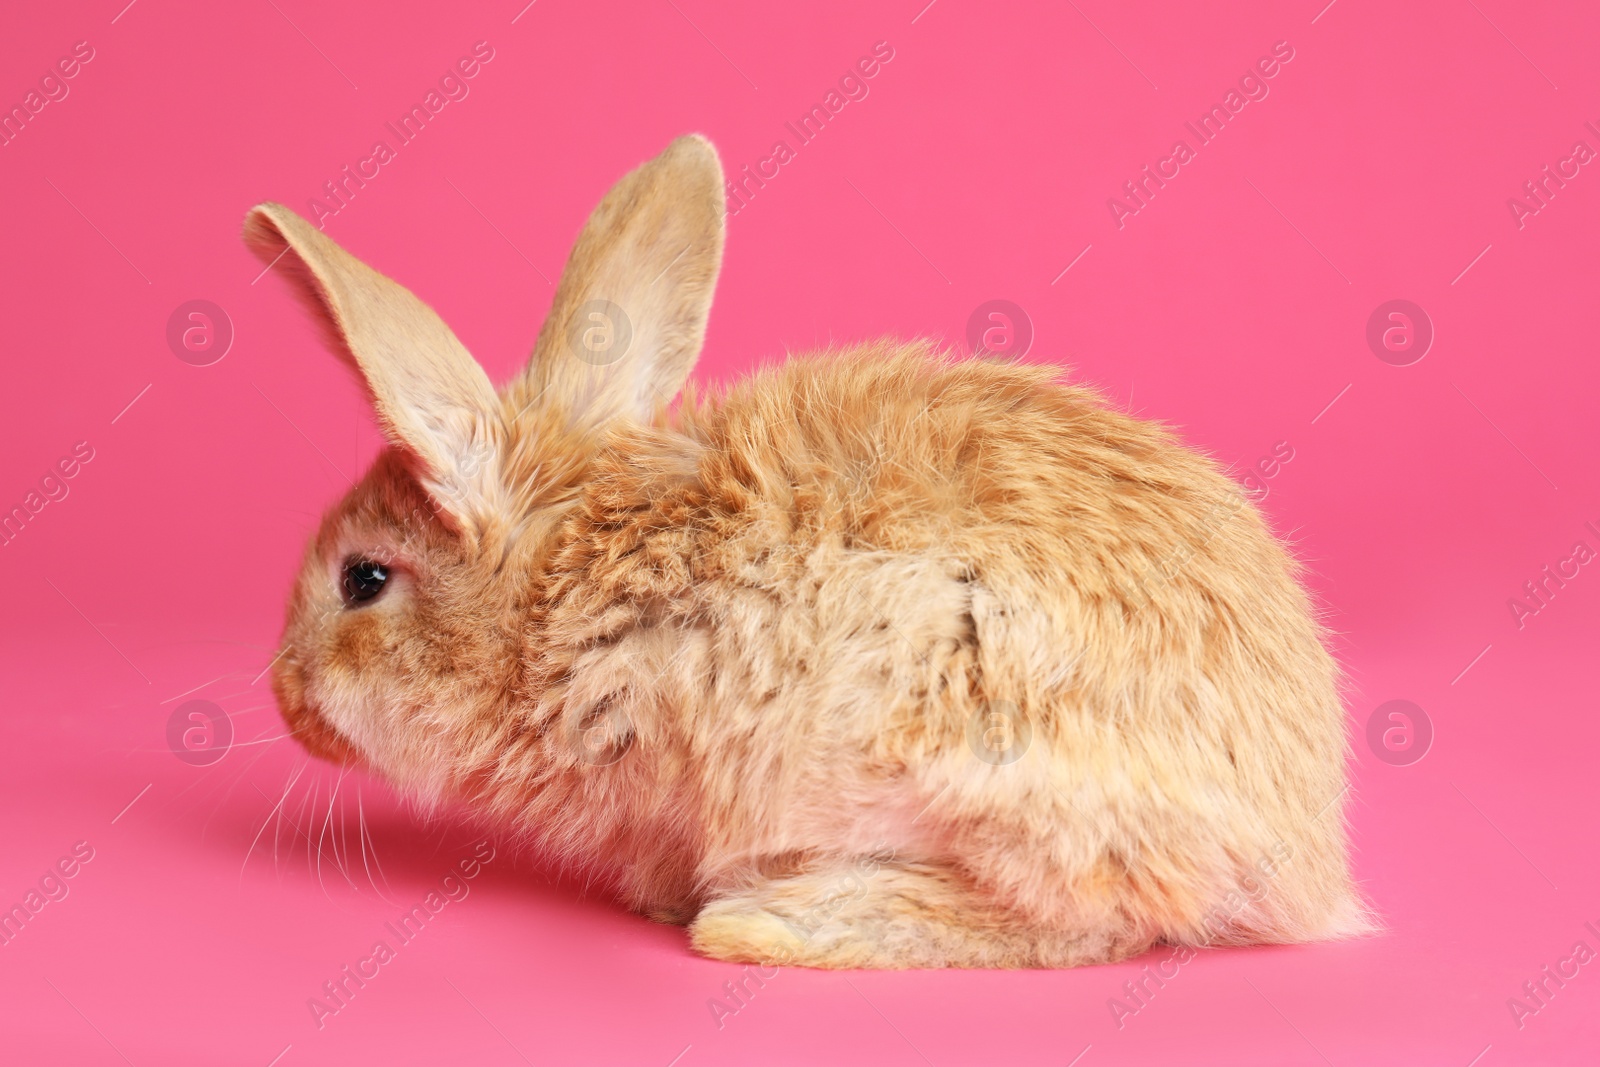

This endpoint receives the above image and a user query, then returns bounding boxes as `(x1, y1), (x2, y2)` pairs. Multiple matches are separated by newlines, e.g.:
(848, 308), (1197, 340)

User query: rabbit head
(246, 135), (725, 800)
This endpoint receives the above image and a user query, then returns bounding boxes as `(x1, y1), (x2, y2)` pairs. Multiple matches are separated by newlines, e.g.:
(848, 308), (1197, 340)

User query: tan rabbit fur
(248, 134), (1371, 969)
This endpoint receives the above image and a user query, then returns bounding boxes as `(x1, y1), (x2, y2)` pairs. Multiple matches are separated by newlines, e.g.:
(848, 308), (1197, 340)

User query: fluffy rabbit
(247, 135), (1371, 969)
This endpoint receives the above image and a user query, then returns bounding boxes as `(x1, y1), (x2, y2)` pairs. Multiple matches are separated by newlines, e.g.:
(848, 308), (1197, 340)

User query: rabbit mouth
(272, 650), (364, 766)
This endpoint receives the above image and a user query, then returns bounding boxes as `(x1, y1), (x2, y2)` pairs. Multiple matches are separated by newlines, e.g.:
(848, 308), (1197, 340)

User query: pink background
(2, 0), (1597, 1063)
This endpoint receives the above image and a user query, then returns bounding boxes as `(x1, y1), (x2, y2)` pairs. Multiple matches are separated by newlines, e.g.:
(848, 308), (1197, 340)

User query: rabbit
(246, 134), (1373, 969)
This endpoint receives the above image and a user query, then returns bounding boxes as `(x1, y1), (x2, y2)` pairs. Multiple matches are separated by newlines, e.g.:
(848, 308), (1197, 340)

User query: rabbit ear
(244, 202), (507, 535)
(513, 135), (725, 431)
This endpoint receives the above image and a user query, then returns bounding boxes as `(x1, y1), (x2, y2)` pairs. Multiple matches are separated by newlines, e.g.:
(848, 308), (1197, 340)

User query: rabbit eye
(341, 558), (389, 606)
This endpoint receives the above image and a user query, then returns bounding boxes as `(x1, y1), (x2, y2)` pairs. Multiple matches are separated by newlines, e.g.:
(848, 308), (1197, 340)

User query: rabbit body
(521, 347), (1364, 967)
(252, 136), (1368, 969)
